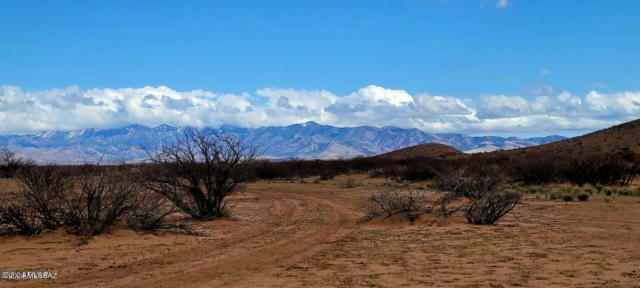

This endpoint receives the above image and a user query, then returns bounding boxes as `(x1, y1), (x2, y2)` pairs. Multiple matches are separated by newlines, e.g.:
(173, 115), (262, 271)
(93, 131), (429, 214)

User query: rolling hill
(494, 119), (640, 156)
(373, 143), (460, 159)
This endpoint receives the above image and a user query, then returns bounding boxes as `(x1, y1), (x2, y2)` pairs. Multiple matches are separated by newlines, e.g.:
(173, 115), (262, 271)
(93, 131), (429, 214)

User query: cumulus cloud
(0, 84), (638, 136)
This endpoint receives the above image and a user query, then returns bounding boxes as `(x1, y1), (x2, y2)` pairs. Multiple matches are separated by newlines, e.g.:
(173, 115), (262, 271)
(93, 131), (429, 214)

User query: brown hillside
(374, 143), (460, 159)
(496, 119), (640, 156)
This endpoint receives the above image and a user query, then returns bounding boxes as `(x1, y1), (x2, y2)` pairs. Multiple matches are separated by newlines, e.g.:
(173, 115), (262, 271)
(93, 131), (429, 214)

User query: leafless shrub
(0, 192), (45, 235)
(61, 165), (137, 237)
(434, 168), (500, 199)
(0, 165), (72, 235)
(431, 191), (465, 217)
(366, 184), (465, 222)
(367, 187), (427, 221)
(15, 165), (72, 230)
(124, 191), (192, 234)
(1, 162), (194, 237)
(0, 148), (26, 178)
(435, 168), (521, 225)
(143, 128), (258, 220)
(465, 191), (520, 224)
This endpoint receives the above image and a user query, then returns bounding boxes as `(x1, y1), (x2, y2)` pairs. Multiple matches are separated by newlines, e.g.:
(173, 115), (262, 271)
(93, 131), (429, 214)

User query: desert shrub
(434, 168), (500, 199)
(15, 165), (73, 230)
(0, 163), (190, 237)
(562, 194), (574, 202)
(0, 192), (46, 235)
(509, 154), (560, 184)
(577, 193), (589, 201)
(0, 148), (31, 178)
(605, 188), (613, 196)
(143, 128), (257, 220)
(395, 159), (438, 181)
(465, 190), (521, 225)
(561, 152), (639, 186)
(435, 168), (520, 225)
(61, 166), (138, 237)
(0, 165), (73, 235)
(124, 191), (192, 234)
(507, 151), (640, 187)
(430, 191), (465, 217)
(319, 168), (337, 180)
(367, 187), (427, 221)
(595, 183), (604, 192)
(615, 187), (640, 196)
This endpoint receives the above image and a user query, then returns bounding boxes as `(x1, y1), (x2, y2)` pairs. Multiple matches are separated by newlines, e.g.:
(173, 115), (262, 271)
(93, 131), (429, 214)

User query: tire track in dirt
(32, 188), (359, 287)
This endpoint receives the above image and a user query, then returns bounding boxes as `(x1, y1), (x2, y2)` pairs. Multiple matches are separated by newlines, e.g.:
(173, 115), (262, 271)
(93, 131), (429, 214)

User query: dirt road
(1, 180), (365, 288)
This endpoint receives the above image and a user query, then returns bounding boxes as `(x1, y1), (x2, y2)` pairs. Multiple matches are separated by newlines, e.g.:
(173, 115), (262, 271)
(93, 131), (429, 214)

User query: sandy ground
(1, 175), (639, 287)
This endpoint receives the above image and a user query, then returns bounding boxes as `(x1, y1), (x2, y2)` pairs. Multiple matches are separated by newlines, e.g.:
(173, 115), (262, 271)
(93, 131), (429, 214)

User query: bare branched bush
(61, 165), (137, 237)
(124, 191), (192, 234)
(434, 168), (500, 199)
(465, 191), (520, 224)
(0, 148), (31, 178)
(0, 165), (72, 235)
(1, 162), (194, 237)
(0, 192), (45, 235)
(366, 185), (465, 222)
(435, 168), (521, 225)
(15, 165), (72, 230)
(431, 191), (465, 217)
(143, 128), (257, 220)
(367, 187), (428, 221)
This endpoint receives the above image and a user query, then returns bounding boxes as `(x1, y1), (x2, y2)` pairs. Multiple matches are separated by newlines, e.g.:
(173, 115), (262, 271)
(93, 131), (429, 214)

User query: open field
(1, 175), (639, 287)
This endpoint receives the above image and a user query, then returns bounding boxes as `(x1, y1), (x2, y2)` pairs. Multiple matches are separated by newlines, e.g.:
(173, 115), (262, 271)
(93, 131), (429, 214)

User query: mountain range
(0, 122), (565, 163)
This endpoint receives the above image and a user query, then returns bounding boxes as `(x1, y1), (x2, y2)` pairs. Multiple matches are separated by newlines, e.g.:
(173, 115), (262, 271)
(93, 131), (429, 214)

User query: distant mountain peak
(0, 123), (565, 163)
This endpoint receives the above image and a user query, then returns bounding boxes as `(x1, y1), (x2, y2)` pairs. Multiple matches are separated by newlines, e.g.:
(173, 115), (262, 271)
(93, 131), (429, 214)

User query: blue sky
(1, 0), (639, 137)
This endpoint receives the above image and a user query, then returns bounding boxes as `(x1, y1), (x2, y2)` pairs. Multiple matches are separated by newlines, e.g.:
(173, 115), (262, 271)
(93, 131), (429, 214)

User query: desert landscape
(1, 175), (639, 287)
(2, 120), (640, 287)
(2, 1), (640, 287)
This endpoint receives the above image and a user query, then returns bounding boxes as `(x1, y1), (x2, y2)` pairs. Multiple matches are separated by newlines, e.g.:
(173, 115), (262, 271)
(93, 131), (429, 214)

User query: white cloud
(478, 95), (529, 117)
(1, 84), (639, 136)
(540, 69), (551, 75)
(495, 0), (510, 8)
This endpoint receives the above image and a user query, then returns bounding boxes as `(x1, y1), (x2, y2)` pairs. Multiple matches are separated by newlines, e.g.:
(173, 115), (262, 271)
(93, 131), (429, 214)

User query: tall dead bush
(143, 128), (257, 220)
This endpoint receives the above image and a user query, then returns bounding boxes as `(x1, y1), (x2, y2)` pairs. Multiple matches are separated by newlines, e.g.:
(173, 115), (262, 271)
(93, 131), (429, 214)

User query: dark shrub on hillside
(507, 150), (640, 187)
(561, 151), (639, 186)
(509, 154), (560, 184)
